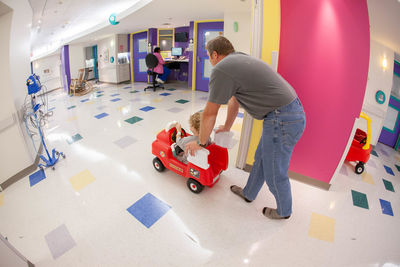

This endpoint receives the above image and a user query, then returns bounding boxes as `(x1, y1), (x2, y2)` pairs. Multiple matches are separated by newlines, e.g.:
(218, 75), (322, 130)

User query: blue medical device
(26, 74), (42, 95)
(26, 74), (65, 170)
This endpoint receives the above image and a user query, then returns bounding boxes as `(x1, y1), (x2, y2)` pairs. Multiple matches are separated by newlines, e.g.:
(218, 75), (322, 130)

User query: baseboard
(0, 143), (43, 191)
(243, 164), (331, 191)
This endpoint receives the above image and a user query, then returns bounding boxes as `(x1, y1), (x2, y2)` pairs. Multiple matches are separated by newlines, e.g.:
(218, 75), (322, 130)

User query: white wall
(98, 35), (118, 83)
(32, 53), (62, 91)
(224, 8), (251, 54)
(0, 0), (35, 183)
(69, 44), (86, 80)
(361, 40), (394, 145)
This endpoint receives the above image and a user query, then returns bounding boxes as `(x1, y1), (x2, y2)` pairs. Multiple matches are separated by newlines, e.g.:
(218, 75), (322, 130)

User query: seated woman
(171, 111), (210, 164)
(153, 47), (171, 84)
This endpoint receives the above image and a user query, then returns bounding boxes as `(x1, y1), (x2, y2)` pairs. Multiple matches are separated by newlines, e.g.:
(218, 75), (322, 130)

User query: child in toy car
(170, 111), (211, 163)
(152, 113), (229, 194)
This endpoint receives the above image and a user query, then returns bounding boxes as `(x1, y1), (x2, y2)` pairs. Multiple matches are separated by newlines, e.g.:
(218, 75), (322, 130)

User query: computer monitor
(171, 47), (182, 57)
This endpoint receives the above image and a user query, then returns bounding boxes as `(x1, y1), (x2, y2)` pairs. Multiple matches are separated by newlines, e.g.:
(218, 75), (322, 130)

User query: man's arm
(199, 101), (220, 145)
(217, 96), (239, 133)
(185, 101), (220, 156)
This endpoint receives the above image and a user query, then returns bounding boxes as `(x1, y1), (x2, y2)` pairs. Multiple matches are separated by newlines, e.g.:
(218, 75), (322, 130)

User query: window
(158, 29), (174, 52)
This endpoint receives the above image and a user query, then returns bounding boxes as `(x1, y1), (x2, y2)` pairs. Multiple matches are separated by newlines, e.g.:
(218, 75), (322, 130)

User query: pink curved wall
(278, 0), (370, 183)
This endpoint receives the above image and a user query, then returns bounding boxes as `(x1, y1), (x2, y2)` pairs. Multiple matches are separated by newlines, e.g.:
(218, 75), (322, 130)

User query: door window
(383, 106), (399, 133)
(138, 39), (147, 53)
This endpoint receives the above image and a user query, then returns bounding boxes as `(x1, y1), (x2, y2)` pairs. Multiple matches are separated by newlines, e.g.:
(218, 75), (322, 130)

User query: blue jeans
(243, 98), (306, 217)
(159, 66), (171, 81)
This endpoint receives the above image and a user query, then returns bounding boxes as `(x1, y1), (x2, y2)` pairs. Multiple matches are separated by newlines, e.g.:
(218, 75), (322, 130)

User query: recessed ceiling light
(38, 19), (42, 24)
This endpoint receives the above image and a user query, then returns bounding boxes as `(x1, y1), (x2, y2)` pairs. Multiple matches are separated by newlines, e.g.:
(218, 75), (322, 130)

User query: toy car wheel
(153, 157), (165, 172)
(187, 178), (204, 194)
(355, 162), (364, 174)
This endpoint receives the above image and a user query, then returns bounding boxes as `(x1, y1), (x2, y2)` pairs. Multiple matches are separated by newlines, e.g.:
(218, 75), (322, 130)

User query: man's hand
(215, 125), (230, 134)
(185, 141), (203, 156)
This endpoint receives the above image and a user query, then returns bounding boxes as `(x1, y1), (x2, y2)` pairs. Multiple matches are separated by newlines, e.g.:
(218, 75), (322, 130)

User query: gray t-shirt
(208, 52), (297, 120)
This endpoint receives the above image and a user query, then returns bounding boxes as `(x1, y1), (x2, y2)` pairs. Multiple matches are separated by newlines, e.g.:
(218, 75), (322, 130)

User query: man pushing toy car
(185, 36), (306, 220)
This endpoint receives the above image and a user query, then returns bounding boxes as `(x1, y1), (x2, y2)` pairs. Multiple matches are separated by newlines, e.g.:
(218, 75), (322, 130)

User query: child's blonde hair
(189, 111), (201, 133)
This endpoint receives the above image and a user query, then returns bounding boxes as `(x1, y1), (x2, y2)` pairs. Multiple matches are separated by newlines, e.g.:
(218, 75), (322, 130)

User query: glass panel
(203, 59), (212, 78)
(383, 106), (399, 132)
(159, 30), (173, 35)
(138, 39), (147, 53)
(139, 58), (147, 72)
(117, 52), (130, 64)
(160, 36), (173, 51)
(204, 31), (222, 45)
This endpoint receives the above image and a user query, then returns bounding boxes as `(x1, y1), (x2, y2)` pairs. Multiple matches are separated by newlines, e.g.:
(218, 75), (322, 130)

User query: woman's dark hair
(154, 47), (161, 53)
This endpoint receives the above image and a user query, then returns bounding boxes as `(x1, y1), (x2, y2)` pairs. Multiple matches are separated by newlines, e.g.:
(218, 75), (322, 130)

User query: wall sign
(376, 90), (386, 104)
(110, 56), (114, 63)
(109, 13), (119, 25)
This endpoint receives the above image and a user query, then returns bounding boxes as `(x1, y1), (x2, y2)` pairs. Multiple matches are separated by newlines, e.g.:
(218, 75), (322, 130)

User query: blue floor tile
(48, 107), (56, 111)
(111, 93), (120, 97)
(237, 112), (244, 118)
(160, 93), (171, 96)
(95, 112), (109, 119)
(110, 98), (121, 102)
(379, 199), (394, 216)
(80, 99), (89, 103)
(140, 106), (155, 112)
(29, 169), (46, 187)
(123, 86), (131, 89)
(384, 165), (395, 176)
(127, 193), (171, 228)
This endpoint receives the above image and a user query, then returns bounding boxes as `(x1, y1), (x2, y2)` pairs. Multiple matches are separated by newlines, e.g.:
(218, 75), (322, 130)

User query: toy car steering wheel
(360, 137), (367, 145)
(171, 128), (187, 143)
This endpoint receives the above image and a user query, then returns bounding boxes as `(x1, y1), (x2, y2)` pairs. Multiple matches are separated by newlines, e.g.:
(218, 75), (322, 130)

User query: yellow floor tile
(86, 101), (95, 105)
(231, 123), (243, 132)
(361, 172), (375, 185)
(0, 193), (3, 206)
(152, 98), (163, 103)
(68, 116), (77, 122)
(69, 169), (96, 191)
(308, 213), (335, 243)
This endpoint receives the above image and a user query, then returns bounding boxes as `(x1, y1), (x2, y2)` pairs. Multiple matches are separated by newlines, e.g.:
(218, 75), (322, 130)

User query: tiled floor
(1, 82), (399, 266)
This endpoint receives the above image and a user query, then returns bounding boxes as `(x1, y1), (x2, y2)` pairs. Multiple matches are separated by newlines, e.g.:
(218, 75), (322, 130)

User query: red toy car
(345, 112), (372, 174)
(151, 127), (228, 193)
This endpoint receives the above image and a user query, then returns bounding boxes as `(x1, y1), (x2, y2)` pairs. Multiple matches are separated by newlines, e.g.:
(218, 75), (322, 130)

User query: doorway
(193, 21), (224, 92)
(131, 31), (148, 82)
(379, 95), (400, 150)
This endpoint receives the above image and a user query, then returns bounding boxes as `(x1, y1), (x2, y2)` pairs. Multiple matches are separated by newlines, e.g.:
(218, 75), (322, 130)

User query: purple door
(378, 95), (400, 149)
(195, 22), (224, 92)
(132, 31), (148, 82)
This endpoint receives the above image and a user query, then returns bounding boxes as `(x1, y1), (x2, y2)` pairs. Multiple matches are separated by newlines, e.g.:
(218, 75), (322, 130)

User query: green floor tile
(351, 190), (369, 209)
(371, 150), (378, 157)
(67, 133), (83, 144)
(125, 116), (143, 124)
(96, 94), (104, 97)
(383, 179), (395, 192)
(395, 164), (400, 172)
(130, 90), (139, 93)
(176, 99), (189, 104)
(167, 88), (176, 91)
(67, 105), (76, 110)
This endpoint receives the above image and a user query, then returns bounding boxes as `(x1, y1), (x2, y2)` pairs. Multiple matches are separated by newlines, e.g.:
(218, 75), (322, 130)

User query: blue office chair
(144, 53), (164, 92)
